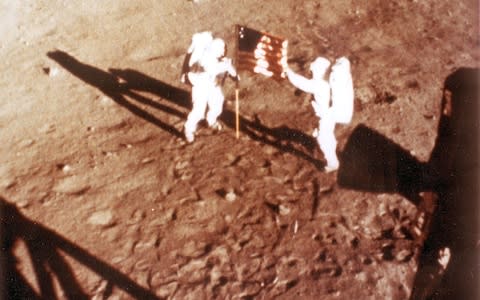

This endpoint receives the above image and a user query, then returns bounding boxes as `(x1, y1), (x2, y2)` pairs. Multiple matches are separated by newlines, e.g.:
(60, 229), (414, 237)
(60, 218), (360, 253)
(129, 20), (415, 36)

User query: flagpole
(234, 24), (240, 139)
(235, 84), (239, 139)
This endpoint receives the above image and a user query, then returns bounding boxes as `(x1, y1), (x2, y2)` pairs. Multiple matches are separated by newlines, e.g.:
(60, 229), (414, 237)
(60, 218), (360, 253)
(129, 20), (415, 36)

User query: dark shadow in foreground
(0, 197), (159, 300)
(337, 68), (479, 300)
(411, 68), (479, 300)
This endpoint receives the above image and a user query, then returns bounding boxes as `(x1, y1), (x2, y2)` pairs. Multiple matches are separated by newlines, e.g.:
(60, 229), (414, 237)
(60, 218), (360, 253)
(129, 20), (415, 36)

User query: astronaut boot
(209, 121), (223, 131)
(321, 145), (339, 172)
(184, 129), (195, 143)
(207, 113), (223, 131)
(184, 116), (199, 143)
(184, 124), (196, 143)
(324, 159), (339, 173)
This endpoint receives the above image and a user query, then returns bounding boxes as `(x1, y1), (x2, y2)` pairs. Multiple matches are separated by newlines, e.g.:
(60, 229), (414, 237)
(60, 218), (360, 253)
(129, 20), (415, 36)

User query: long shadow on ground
(48, 50), (323, 170)
(47, 50), (184, 139)
(109, 68), (321, 168)
(0, 197), (159, 300)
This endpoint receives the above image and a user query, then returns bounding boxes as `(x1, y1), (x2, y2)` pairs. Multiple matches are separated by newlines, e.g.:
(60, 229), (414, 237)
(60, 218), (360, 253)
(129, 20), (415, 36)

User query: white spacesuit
(182, 33), (237, 143)
(285, 56), (354, 172)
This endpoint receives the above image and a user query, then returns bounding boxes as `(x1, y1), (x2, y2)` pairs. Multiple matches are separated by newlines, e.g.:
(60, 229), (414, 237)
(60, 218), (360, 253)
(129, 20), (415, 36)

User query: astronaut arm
(209, 58), (238, 81)
(285, 69), (316, 94)
(221, 57), (237, 77)
(311, 101), (323, 117)
(180, 52), (192, 83)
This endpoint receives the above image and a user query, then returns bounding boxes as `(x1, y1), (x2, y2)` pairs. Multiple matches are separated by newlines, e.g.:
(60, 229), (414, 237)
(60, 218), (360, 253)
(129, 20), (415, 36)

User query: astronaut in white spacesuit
(181, 32), (238, 143)
(285, 56), (354, 172)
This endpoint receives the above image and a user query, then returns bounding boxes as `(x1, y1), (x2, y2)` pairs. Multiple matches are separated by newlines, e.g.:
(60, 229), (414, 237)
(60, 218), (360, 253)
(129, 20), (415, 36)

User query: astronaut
(181, 32), (238, 143)
(284, 56), (354, 172)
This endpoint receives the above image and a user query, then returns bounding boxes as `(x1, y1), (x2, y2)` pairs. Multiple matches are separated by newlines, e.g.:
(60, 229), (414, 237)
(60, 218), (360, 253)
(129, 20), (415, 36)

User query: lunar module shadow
(0, 197), (160, 300)
(337, 68), (479, 299)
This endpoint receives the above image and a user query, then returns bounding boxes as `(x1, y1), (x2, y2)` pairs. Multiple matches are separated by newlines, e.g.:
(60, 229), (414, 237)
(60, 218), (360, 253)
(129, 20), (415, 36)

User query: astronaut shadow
(0, 197), (160, 300)
(107, 68), (324, 169)
(46, 50), (183, 139)
(337, 123), (426, 205)
(108, 68), (191, 110)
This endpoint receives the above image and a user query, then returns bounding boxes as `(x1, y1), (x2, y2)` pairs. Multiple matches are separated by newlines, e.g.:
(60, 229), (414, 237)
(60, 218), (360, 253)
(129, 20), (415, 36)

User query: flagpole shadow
(0, 197), (160, 300)
(223, 110), (323, 169)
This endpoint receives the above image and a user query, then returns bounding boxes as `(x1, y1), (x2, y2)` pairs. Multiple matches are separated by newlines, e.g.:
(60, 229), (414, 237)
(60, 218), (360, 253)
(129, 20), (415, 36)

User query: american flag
(235, 25), (288, 80)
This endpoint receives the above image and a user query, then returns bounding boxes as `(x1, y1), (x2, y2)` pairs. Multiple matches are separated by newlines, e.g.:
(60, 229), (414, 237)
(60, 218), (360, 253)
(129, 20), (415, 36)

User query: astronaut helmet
(310, 57), (331, 78)
(188, 31), (213, 53)
(209, 38), (226, 59)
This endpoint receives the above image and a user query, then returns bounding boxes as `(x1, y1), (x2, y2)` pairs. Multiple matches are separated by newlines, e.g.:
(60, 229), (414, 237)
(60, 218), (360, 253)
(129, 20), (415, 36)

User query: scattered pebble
(279, 204), (291, 215)
(88, 210), (115, 227)
(16, 200), (30, 208)
(141, 157), (155, 164)
(224, 214), (233, 223)
(438, 247), (451, 270)
(150, 208), (176, 226)
(179, 240), (210, 258)
(225, 190), (237, 202)
(155, 282), (178, 299)
(378, 202), (388, 216)
(19, 139), (34, 148)
(355, 272), (368, 282)
(100, 96), (114, 106)
(177, 259), (208, 282)
(1, 178), (16, 189)
(319, 184), (333, 193)
(43, 66), (59, 77)
(91, 280), (109, 300)
(395, 249), (413, 262)
(38, 124), (56, 134)
(53, 176), (90, 195)
(61, 164), (72, 173)
(127, 209), (146, 225)
(134, 258), (151, 271)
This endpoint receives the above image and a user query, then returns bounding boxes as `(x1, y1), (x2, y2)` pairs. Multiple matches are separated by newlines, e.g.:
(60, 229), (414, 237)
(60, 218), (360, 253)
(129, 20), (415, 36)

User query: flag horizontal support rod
(237, 63), (285, 74)
(237, 51), (285, 60)
(236, 57), (285, 68)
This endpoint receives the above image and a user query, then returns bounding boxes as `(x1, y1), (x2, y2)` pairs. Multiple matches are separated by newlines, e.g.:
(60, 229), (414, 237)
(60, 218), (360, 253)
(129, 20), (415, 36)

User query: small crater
(375, 91), (397, 104)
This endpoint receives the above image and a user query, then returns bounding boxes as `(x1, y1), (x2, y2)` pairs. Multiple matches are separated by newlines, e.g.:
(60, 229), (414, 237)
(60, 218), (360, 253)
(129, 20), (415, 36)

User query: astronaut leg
(317, 116), (339, 172)
(184, 86), (208, 142)
(206, 86), (225, 130)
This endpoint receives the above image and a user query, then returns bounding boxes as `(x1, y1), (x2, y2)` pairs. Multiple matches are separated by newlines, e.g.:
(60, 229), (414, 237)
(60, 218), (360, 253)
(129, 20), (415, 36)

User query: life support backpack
(180, 31), (213, 85)
(330, 57), (354, 124)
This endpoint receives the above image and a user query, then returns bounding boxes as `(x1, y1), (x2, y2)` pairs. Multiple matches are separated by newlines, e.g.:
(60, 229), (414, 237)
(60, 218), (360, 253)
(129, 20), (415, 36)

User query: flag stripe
(237, 53), (286, 65)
